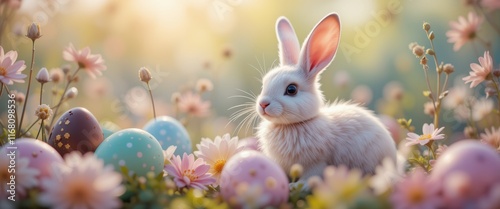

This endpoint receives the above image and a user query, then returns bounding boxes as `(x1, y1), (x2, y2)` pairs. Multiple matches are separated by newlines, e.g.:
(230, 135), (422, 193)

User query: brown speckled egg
(48, 107), (103, 156)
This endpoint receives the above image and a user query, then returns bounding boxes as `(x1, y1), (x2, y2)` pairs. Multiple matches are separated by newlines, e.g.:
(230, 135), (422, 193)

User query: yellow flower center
(408, 188), (425, 204)
(183, 169), (198, 182)
(68, 182), (90, 205)
(0, 67), (6, 76)
(419, 134), (432, 141)
(213, 159), (226, 174)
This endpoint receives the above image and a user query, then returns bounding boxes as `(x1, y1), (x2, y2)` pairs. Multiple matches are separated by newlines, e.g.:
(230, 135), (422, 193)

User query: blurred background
(1, 0), (499, 143)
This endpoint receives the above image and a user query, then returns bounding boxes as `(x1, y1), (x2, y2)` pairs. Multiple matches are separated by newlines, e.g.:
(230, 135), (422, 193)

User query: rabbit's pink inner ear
(306, 14), (340, 73)
(276, 17), (300, 66)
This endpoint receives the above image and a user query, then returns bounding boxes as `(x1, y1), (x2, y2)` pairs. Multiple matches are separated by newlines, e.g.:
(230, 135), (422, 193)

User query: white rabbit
(256, 13), (397, 182)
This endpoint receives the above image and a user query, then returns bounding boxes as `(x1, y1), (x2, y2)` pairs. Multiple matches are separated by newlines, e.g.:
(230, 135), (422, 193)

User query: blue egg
(143, 116), (192, 155)
(95, 128), (164, 177)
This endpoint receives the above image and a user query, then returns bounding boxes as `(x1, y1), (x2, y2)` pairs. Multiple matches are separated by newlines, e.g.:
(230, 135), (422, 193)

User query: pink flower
(446, 12), (483, 51)
(463, 51), (493, 88)
(194, 134), (242, 185)
(480, 127), (500, 151)
(0, 46), (26, 85)
(0, 156), (39, 197)
(63, 43), (106, 79)
(39, 152), (124, 209)
(391, 168), (441, 209)
(405, 123), (445, 146)
(177, 91), (211, 117)
(164, 153), (215, 190)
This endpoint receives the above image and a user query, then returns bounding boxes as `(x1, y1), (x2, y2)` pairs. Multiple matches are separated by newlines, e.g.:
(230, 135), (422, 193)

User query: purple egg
(430, 140), (500, 207)
(220, 150), (288, 208)
(0, 138), (63, 179)
(238, 137), (261, 151)
(48, 107), (104, 156)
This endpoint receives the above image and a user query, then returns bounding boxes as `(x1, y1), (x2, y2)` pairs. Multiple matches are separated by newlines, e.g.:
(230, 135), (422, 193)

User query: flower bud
(36, 67), (50, 84)
(463, 126), (476, 138)
(412, 45), (425, 57)
(443, 64), (455, 74)
(420, 56), (428, 65)
(423, 22), (431, 31)
(50, 68), (64, 83)
(428, 31), (435, 40)
(62, 65), (71, 74)
(171, 92), (181, 104)
(12, 91), (25, 103)
(35, 104), (52, 120)
(426, 49), (435, 55)
(493, 70), (500, 78)
(26, 22), (41, 41)
(289, 164), (303, 180)
(138, 67), (152, 83)
(196, 78), (214, 93)
(485, 87), (497, 98)
(64, 87), (78, 99)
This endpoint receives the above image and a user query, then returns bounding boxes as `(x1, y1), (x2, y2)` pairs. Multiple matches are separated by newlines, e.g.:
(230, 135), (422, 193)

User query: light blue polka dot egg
(95, 128), (164, 177)
(143, 116), (192, 155)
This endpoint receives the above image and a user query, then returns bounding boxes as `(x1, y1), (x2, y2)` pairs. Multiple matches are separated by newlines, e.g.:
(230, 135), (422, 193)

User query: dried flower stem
(19, 118), (41, 137)
(17, 40), (36, 138)
(147, 82), (157, 120)
(490, 78), (500, 114)
(39, 83), (44, 105)
(422, 65), (438, 112)
(0, 84), (18, 133)
(48, 68), (81, 131)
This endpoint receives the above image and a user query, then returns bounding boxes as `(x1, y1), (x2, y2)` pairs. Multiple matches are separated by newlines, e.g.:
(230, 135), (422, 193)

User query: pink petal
(407, 133), (420, 139)
(193, 164), (210, 176)
(419, 139), (430, 145)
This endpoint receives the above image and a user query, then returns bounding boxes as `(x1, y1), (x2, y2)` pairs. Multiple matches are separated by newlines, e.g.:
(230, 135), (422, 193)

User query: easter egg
(0, 138), (63, 179)
(430, 140), (500, 207)
(238, 137), (261, 151)
(220, 150), (289, 208)
(95, 128), (164, 177)
(143, 116), (191, 155)
(48, 107), (103, 156)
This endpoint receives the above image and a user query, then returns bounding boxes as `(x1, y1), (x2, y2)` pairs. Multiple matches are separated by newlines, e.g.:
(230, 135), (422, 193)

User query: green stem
(18, 40), (36, 138)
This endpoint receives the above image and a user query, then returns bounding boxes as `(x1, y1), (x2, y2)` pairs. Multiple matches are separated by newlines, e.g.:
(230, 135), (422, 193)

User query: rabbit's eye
(285, 84), (298, 96)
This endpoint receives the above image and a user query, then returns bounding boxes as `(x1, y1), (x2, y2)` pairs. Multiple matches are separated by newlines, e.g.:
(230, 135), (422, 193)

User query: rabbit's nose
(260, 102), (270, 109)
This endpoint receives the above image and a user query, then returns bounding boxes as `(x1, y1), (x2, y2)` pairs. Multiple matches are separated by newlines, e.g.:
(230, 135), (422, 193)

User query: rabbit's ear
(300, 13), (341, 78)
(276, 17), (300, 66)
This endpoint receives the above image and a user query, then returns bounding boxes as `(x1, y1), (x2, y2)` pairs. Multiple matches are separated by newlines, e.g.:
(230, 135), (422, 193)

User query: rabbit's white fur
(256, 13), (397, 181)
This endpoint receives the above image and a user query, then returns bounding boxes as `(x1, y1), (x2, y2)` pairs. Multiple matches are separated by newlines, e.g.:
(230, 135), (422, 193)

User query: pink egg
(220, 150), (288, 208)
(1, 138), (63, 179)
(430, 140), (500, 208)
(238, 137), (261, 151)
